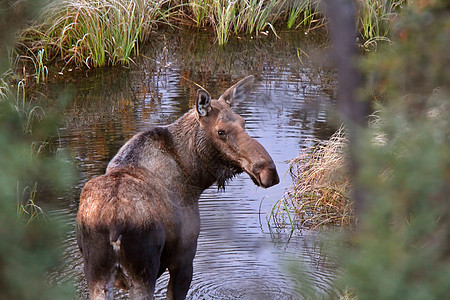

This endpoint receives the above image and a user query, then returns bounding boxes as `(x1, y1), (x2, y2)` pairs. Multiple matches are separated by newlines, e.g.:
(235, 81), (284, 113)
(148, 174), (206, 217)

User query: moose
(76, 75), (279, 299)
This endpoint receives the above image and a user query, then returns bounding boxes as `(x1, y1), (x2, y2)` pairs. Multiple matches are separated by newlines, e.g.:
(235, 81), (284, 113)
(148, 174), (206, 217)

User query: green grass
(188, 0), (210, 26)
(0, 81), (75, 300)
(16, 47), (49, 84)
(357, 0), (406, 49)
(17, 182), (46, 225)
(0, 70), (45, 135)
(16, 0), (407, 70)
(180, 0), (402, 46)
(286, 0), (323, 31)
(179, 0), (284, 45)
(21, 0), (172, 68)
(0, 69), (14, 99)
(212, 0), (237, 45)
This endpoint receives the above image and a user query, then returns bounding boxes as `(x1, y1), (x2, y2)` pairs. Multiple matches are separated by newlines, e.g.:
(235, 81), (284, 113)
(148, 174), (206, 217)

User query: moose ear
(218, 75), (254, 105)
(196, 89), (211, 117)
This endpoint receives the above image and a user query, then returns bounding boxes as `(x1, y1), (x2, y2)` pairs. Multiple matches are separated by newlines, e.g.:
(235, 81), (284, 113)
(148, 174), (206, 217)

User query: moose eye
(218, 130), (226, 137)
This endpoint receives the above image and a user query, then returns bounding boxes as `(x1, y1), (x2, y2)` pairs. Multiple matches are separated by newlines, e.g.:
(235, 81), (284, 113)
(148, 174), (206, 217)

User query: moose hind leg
(128, 281), (155, 300)
(88, 270), (116, 300)
(166, 262), (193, 300)
(120, 225), (165, 300)
(79, 229), (117, 300)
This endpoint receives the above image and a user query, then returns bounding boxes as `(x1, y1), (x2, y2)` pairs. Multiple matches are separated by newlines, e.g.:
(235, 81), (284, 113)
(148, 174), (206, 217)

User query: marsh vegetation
(15, 0), (406, 71)
(1, 0), (448, 299)
(270, 127), (352, 230)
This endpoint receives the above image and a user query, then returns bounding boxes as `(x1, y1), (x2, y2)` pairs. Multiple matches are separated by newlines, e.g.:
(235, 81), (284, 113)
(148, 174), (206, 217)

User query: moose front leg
(166, 262), (193, 300)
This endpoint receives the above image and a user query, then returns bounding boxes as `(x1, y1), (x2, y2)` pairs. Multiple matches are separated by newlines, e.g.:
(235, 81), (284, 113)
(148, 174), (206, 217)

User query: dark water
(47, 29), (340, 299)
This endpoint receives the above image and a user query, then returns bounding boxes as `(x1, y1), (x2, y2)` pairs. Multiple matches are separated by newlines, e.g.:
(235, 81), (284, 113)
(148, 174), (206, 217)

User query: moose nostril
(267, 166), (280, 186)
(271, 168), (280, 185)
(258, 165), (279, 188)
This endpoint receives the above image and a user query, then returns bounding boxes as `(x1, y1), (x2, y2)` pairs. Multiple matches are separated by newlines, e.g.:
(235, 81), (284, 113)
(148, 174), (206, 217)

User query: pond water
(47, 29), (340, 299)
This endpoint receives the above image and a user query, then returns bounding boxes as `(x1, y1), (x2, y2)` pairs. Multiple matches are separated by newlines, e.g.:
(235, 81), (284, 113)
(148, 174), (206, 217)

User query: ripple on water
(46, 30), (338, 299)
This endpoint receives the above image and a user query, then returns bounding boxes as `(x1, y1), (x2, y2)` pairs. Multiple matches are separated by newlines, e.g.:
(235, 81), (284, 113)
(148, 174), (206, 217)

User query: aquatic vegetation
(181, 0), (405, 46)
(270, 127), (352, 229)
(17, 182), (46, 225)
(182, 0), (307, 44)
(286, 0), (323, 31)
(357, 0), (406, 49)
(211, 0), (238, 45)
(17, 0), (407, 69)
(0, 69), (13, 100)
(21, 0), (172, 68)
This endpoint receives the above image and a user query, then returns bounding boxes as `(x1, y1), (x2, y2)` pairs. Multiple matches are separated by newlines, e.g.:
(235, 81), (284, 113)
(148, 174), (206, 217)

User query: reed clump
(357, 0), (406, 50)
(21, 0), (171, 68)
(179, 0), (326, 44)
(17, 0), (407, 69)
(174, 0), (405, 46)
(180, 0), (288, 44)
(270, 127), (352, 229)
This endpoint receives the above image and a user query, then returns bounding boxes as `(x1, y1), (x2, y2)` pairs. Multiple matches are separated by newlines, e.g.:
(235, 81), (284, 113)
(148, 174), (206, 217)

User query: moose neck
(167, 110), (225, 191)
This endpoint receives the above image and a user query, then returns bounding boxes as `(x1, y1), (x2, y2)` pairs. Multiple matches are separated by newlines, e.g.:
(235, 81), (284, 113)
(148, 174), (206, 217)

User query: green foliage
(0, 97), (75, 299)
(338, 2), (450, 299)
(0, 1), (75, 298)
(278, 2), (449, 298)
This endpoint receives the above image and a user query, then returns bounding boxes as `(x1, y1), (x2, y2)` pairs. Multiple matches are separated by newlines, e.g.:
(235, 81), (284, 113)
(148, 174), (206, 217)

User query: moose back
(76, 76), (279, 299)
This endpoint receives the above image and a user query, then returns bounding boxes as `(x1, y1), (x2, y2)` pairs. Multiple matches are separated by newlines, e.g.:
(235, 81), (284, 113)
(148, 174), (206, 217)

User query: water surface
(48, 29), (339, 299)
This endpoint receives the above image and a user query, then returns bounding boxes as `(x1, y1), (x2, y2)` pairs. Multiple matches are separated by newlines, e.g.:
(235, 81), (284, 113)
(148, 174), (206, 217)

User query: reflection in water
(48, 29), (339, 299)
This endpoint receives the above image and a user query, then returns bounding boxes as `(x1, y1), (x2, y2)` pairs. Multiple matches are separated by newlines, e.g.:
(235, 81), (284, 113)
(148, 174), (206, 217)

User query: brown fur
(76, 76), (279, 299)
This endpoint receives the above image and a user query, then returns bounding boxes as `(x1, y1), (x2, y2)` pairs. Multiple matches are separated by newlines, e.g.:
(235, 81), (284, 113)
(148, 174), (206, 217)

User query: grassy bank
(16, 0), (406, 70)
(20, 0), (171, 68)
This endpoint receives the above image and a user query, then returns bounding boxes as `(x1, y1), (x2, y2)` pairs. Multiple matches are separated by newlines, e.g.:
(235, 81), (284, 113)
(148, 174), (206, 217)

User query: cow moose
(76, 75), (279, 299)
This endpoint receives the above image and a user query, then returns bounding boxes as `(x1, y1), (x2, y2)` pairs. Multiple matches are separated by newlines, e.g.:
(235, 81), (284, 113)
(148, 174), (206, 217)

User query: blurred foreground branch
(322, 0), (371, 218)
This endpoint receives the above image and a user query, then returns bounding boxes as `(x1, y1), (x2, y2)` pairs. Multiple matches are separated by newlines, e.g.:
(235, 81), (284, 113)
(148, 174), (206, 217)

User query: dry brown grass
(270, 126), (353, 229)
